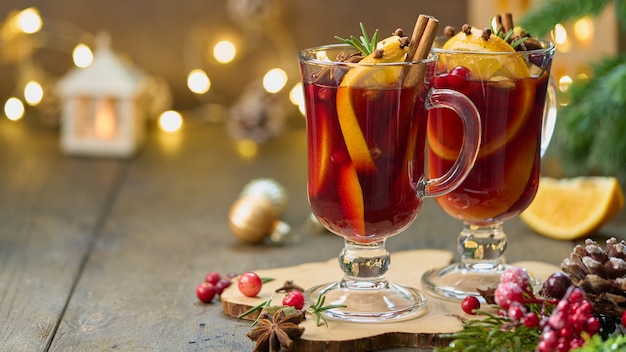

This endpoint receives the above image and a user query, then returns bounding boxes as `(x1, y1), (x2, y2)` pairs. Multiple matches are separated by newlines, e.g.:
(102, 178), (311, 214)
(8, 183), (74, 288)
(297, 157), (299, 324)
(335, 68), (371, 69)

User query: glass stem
(458, 222), (507, 271)
(339, 240), (391, 289)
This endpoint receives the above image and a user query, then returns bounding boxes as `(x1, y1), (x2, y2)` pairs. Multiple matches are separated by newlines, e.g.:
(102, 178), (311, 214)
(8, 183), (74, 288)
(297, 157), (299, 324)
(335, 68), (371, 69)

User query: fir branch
(435, 311), (541, 352)
(573, 332), (626, 351)
(519, 0), (613, 37)
(556, 54), (626, 179)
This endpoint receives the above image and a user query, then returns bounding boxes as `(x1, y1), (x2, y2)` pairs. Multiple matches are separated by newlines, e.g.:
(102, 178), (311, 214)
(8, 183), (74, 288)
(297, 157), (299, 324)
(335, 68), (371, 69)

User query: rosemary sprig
(307, 294), (347, 327)
(435, 310), (541, 352)
(237, 297), (272, 327)
(334, 23), (380, 56)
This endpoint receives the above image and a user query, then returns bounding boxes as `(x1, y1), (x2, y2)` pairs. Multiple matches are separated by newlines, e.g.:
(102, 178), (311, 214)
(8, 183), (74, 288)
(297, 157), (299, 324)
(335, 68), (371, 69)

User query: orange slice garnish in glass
(429, 27), (535, 161)
(442, 26), (530, 80)
(338, 162), (365, 235)
(336, 35), (408, 172)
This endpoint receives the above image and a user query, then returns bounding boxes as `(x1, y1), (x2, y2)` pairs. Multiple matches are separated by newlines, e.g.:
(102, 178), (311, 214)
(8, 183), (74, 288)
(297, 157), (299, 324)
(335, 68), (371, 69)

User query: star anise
(246, 308), (305, 352)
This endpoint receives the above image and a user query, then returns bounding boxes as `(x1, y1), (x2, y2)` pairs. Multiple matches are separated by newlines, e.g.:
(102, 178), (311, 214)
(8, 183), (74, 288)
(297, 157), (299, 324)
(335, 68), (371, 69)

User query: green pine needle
(335, 23), (380, 56)
(434, 311), (541, 352)
(519, 0), (614, 37)
(573, 332), (626, 351)
(520, 0), (626, 181)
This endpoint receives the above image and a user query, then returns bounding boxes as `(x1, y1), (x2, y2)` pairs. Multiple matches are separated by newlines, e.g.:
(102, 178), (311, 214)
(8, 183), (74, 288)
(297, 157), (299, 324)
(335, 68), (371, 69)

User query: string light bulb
(4, 97), (25, 121)
(24, 80), (43, 105)
(213, 40), (236, 64)
(187, 69), (211, 94)
(73, 44), (94, 68)
(16, 7), (42, 34)
(262, 68), (287, 94)
(289, 83), (305, 116)
(158, 110), (184, 133)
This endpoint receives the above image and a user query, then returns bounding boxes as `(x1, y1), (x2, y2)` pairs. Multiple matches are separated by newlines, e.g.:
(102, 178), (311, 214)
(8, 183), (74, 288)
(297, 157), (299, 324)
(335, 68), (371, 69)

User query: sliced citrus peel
(338, 162), (365, 236)
(520, 177), (625, 240)
(427, 77), (536, 161)
(336, 35), (408, 173)
(429, 26), (536, 161)
(441, 26), (530, 81)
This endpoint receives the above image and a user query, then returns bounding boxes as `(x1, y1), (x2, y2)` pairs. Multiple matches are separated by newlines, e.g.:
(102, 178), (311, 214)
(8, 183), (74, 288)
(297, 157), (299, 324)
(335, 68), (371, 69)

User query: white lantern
(58, 32), (147, 157)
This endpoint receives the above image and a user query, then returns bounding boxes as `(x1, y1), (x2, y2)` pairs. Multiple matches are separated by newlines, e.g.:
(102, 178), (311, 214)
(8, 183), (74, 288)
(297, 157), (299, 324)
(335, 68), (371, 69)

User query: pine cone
(561, 237), (626, 317)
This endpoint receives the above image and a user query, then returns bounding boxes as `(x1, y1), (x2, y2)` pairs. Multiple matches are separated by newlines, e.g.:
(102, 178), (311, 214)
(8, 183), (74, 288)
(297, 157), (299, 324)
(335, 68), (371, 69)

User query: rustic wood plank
(0, 118), (125, 351)
(219, 251), (560, 351)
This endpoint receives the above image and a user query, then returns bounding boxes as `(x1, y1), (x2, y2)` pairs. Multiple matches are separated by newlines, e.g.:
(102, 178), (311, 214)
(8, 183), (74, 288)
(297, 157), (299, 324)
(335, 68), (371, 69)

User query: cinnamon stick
(402, 14), (439, 88)
(503, 13), (514, 33)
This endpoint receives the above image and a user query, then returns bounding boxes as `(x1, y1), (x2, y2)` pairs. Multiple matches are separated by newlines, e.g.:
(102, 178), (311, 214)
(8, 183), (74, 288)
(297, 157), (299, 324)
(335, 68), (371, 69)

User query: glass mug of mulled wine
(298, 41), (482, 322)
(422, 36), (557, 301)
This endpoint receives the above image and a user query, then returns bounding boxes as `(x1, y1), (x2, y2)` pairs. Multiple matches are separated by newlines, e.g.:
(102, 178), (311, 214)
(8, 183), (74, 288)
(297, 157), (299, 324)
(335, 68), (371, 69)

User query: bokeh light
(213, 40), (237, 64)
(17, 8), (42, 34)
(187, 69), (211, 94)
(24, 81), (43, 106)
(289, 83), (305, 116)
(158, 110), (184, 133)
(4, 97), (25, 121)
(262, 68), (287, 94)
(73, 44), (94, 68)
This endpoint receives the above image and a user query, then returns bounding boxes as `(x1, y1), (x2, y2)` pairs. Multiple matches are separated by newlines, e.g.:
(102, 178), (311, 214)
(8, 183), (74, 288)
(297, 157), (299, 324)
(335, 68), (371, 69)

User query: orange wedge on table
(429, 26), (535, 161)
(520, 177), (625, 240)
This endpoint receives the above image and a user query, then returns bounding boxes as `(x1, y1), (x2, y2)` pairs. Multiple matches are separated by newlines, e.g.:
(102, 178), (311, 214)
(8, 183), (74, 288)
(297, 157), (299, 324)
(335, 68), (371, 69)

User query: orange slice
(520, 177), (625, 240)
(427, 78), (536, 161)
(336, 35), (408, 172)
(442, 26), (530, 80)
(429, 28), (537, 161)
(338, 162), (365, 235)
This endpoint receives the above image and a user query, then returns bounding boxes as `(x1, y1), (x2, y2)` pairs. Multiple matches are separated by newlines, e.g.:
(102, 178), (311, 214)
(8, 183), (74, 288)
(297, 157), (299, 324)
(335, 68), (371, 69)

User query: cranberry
(282, 290), (305, 310)
(446, 66), (471, 89)
(568, 288), (585, 303)
(205, 271), (221, 285)
(541, 272), (572, 299)
(507, 303), (526, 321)
(460, 295), (480, 315)
(196, 282), (217, 303)
(522, 312), (539, 327)
(238, 272), (263, 297)
(500, 266), (530, 289)
(585, 316), (601, 335)
(214, 278), (232, 295)
(494, 282), (524, 309)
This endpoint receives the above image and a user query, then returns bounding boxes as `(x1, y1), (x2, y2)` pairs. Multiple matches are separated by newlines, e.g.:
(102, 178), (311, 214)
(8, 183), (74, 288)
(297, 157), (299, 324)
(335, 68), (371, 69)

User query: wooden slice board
(221, 249), (559, 351)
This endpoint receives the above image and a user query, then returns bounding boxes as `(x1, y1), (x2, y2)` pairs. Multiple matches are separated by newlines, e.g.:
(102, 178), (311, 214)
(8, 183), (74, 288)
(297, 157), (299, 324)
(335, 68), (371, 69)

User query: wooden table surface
(2, 113), (625, 352)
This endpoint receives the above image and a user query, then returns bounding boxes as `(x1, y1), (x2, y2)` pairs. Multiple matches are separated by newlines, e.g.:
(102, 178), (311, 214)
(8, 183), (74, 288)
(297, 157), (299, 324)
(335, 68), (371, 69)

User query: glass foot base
(421, 262), (507, 302)
(305, 280), (427, 323)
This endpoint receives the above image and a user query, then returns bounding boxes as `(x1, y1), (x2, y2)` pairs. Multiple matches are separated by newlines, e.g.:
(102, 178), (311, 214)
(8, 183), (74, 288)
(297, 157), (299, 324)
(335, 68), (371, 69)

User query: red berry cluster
(493, 266), (543, 329)
(537, 287), (600, 352)
(196, 271), (237, 303)
(474, 267), (602, 352)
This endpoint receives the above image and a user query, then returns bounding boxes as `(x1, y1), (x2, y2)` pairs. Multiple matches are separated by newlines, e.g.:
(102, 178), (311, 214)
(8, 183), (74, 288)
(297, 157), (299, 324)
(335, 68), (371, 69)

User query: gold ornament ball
(228, 195), (278, 244)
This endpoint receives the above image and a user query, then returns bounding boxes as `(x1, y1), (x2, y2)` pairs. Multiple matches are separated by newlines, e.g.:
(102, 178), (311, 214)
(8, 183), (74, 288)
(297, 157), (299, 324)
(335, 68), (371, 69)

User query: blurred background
(0, 0), (624, 177)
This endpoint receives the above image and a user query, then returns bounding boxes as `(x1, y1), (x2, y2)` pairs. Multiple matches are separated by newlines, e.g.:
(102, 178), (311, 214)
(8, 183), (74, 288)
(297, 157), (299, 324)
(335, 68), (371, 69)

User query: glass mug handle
(541, 77), (558, 157)
(418, 88), (482, 198)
